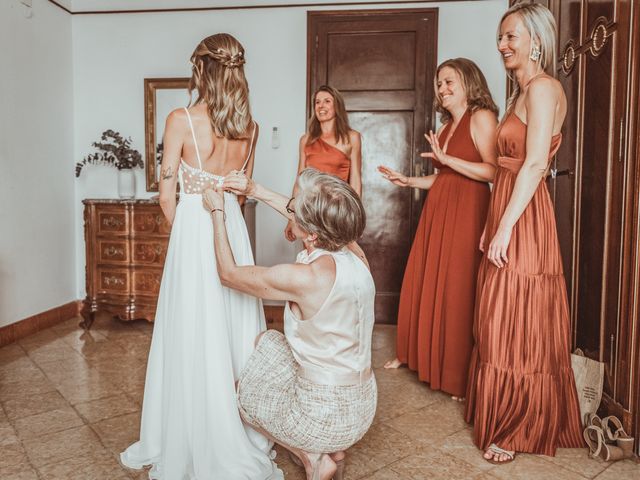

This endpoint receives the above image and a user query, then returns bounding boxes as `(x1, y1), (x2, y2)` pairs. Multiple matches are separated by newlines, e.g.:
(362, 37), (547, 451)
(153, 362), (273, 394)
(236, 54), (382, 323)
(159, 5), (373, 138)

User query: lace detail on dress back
(179, 107), (256, 194)
(180, 162), (225, 194)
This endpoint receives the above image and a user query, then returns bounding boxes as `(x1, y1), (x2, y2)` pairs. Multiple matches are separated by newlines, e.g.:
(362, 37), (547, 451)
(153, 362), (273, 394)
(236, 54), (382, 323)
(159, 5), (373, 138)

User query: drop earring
(530, 46), (541, 62)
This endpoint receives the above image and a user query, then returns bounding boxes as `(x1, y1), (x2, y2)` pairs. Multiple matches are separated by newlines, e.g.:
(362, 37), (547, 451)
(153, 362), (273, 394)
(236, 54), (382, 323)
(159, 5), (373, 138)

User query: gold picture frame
(144, 77), (190, 192)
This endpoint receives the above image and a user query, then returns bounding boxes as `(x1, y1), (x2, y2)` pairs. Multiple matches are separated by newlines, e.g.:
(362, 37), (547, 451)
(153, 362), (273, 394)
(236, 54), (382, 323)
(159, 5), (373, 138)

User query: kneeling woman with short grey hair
(203, 168), (377, 480)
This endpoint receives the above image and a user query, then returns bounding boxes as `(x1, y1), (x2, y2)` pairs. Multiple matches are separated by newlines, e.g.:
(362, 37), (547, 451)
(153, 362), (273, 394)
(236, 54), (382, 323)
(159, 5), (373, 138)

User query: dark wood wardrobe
(510, 0), (640, 456)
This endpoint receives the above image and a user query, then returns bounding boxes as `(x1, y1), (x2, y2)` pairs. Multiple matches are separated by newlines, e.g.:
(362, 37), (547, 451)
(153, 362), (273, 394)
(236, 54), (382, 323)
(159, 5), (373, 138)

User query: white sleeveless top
(284, 247), (376, 386)
(179, 107), (256, 194)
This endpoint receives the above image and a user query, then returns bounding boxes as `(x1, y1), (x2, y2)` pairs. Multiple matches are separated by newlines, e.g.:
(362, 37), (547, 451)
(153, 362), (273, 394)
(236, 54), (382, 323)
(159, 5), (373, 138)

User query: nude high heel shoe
(602, 416), (635, 458)
(583, 425), (627, 461)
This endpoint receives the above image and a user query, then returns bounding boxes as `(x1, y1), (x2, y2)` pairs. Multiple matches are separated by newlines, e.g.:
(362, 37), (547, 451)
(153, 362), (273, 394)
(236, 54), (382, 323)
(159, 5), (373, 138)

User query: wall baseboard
(0, 301), (81, 348)
(0, 303), (285, 348)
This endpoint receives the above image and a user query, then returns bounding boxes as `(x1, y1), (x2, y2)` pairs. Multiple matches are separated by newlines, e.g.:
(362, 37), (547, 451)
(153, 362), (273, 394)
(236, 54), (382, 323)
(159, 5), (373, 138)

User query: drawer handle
(103, 216), (124, 228)
(104, 275), (125, 286)
(104, 246), (124, 257)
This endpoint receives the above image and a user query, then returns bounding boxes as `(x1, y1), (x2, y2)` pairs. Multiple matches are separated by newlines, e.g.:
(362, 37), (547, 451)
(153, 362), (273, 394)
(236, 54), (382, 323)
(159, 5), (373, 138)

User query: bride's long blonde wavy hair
(188, 33), (252, 139)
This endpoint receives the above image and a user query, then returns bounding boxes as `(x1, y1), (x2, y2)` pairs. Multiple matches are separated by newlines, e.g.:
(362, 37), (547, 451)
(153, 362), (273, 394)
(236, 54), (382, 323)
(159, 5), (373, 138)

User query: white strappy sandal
(484, 443), (515, 464)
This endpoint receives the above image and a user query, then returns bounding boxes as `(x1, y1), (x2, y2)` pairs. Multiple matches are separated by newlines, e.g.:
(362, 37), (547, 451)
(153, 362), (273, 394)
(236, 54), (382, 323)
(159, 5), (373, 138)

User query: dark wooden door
(308, 9), (437, 324)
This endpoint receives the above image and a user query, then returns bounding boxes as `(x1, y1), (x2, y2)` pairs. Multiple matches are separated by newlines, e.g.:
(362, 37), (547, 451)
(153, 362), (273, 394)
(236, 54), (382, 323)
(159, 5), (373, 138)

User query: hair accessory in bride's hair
(224, 51), (245, 69)
(207, 47), (245, 69)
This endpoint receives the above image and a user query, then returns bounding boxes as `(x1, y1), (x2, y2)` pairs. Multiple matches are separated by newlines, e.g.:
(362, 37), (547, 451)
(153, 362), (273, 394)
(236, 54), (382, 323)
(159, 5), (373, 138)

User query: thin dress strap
(240, 122), (257, 172)
(183, 107), (203, 170)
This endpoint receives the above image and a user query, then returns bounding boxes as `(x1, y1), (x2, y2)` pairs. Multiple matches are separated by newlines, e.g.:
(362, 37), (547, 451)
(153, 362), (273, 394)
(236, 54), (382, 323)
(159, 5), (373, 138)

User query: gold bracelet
(210, 208), (226, 221)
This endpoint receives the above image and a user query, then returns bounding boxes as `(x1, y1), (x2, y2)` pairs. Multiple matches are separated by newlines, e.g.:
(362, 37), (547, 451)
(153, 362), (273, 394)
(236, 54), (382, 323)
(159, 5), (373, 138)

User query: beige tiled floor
(1, 314), (638, 479)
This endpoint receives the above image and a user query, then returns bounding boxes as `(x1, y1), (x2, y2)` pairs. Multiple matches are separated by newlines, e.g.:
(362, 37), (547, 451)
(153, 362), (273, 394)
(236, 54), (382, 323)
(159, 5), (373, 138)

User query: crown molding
(48, 0), (470, 15)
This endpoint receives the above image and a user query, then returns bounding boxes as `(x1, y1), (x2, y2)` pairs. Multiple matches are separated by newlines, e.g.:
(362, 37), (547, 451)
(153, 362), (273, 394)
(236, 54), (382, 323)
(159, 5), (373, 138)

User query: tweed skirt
(237, 330), (377, 453)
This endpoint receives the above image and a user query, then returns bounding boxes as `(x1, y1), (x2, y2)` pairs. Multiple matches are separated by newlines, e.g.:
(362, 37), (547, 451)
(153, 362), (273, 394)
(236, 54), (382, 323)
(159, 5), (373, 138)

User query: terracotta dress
(305, 138), (350, 181)
(464, 112), (584, 455)
(396, 109), (490, 397)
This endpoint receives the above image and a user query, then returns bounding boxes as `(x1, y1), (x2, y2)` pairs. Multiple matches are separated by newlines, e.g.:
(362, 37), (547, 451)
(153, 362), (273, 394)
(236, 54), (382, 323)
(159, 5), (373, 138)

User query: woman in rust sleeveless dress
(380, 58), (498, 400)
(284, 85), (361, 241)
(464, 4), (583, 463)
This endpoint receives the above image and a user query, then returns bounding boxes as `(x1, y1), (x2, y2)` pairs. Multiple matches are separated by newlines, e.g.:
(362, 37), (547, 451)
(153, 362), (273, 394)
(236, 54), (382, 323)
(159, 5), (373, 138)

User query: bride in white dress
(120, 33), (282, 480)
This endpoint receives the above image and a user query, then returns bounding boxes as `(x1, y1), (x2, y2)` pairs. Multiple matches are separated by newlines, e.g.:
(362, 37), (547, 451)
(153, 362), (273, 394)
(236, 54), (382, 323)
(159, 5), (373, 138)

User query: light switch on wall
(20, 0), (33, 18)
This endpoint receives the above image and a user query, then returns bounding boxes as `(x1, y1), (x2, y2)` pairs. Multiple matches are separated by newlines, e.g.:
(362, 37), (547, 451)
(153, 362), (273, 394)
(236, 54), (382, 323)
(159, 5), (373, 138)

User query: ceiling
(52, 0), (454, 14)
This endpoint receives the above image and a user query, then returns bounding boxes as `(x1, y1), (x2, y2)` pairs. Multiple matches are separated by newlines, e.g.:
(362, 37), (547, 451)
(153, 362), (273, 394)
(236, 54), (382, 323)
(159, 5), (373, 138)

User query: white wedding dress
(121, 109), (282, 480)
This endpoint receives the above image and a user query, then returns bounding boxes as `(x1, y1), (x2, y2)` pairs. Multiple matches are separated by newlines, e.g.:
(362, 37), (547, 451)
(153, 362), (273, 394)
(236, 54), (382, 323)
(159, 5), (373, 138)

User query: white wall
(0, 0), (75, 327)
(72, 0), (507, 299)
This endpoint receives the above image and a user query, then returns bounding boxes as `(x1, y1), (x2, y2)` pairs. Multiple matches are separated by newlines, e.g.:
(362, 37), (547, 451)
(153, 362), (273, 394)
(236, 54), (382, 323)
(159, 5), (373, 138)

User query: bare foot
(384, 358), (403, 369)
(451, 396), (465, 402)
(329, 451), (345, 462)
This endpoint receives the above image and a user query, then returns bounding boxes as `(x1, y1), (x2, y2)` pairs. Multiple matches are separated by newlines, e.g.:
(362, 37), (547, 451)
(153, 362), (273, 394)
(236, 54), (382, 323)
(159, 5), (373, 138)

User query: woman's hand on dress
(377, 165), (410, 187)
(222, 170), (255, 196)
(421, 131), (451, 166)
(284, 220), (296, 242)
(203, 187), (224, 212)
(486, 225), (512, 268)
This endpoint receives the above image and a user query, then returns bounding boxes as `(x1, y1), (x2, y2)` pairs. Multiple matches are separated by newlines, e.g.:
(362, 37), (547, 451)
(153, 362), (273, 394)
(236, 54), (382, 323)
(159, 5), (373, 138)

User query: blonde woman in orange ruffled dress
(464, 3), (583, 464)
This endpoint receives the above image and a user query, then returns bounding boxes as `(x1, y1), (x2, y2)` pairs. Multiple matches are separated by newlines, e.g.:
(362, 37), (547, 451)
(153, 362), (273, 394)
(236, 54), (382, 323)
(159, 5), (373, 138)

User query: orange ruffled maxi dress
(304, 138), (351, 182)
(464, 112), (583, 455)
(396, 110), (490, 398)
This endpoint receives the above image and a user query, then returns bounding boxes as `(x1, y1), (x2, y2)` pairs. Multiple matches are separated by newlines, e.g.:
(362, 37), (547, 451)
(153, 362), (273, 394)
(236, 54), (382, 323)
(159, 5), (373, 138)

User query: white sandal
(485, 443), (515, 464)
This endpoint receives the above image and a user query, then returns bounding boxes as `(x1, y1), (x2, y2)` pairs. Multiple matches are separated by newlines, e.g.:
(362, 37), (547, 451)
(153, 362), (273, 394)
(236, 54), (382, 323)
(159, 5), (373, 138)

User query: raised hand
(421, 131), (450, 165)
(377, 165), (410, 187)
(222, 170), (255, 196)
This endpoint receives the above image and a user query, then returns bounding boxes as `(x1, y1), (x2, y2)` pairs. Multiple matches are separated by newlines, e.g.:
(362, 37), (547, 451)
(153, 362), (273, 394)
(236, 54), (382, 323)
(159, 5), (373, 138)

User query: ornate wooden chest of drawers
(80, 199), (172, 329)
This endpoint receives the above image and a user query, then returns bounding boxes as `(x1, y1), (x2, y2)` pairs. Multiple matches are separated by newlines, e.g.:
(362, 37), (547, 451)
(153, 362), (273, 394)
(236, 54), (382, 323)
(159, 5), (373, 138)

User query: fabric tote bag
(571, 348), (605, 425)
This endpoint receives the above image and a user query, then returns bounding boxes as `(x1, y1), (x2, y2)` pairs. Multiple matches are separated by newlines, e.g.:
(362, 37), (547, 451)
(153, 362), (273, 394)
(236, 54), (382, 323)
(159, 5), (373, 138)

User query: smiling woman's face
(498, 13), (534, 70)
(436, 66), (466, 112)
(314, 91), (336, 122)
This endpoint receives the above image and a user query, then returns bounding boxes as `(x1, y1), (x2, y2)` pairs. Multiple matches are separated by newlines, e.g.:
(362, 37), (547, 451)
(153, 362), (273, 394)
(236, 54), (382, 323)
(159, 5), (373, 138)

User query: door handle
(550, 168), (574, 178)
(413, 162), (424, 202)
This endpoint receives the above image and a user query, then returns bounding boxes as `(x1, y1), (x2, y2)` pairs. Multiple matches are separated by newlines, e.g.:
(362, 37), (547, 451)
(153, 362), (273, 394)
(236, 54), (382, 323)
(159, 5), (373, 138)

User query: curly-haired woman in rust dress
(381, 58), (498, 402)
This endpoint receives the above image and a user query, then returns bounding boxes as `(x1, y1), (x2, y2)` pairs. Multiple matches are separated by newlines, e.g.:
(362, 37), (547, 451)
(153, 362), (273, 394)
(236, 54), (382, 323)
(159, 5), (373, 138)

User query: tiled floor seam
(537, 454), (592, 479)
(2, 403), (47, 479)
(355, 453), (415, 479)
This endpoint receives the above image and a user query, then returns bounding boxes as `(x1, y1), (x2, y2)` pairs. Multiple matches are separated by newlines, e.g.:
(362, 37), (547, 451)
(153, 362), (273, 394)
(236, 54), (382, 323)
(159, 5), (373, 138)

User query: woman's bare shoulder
(348, 129), (361, 142)
(167, 107), (188, 123)
(527, 75), (563, 99)
(470, 109), (499, 129)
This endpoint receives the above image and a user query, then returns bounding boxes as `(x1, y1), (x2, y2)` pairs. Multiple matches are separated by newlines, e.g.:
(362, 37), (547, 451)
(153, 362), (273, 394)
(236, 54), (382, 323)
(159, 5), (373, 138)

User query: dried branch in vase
(75, 129), (144, 177)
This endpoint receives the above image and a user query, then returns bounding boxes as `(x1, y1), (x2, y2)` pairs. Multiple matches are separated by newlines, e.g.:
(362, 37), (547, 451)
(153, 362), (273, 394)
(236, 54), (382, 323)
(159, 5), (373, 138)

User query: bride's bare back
(158, 103), (259, 220)
(180, 104), (257, 177)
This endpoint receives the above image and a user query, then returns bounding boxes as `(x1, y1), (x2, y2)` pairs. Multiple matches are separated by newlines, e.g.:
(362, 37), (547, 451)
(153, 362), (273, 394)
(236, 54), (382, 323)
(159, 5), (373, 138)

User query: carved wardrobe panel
(511, 0), (640, 455)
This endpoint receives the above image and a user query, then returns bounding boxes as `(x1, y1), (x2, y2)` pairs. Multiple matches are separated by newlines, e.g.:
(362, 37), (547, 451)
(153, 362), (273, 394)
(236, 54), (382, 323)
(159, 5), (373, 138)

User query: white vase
(117, 168), (136, 199)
